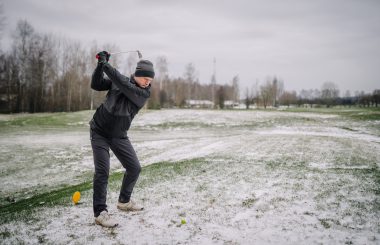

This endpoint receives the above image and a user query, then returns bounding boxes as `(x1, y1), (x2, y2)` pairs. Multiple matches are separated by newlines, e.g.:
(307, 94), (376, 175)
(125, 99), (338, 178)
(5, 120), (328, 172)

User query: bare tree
(55, 37), (93, 112)
(0, 2), (7, 110)
(184, 63), (196, 100)
(0, 52), (16, 113)
(210, 73), (217, 107)
(156, 56), (168, 89)
(321, 81), (339, 107)
(125, 53), (137, 76)
(30, 33), (56, 112)
(217, 86), (225, 109)
(60, 39), (76, 112)
(358, 91), (372, 107)
(174, 77), (187, 107)
(231, 75), (239, 104)
(271, 77), (283, 107)
(260, 79), (273, 109)
(299, 89), (313, 107)
(156, 56), (169, 107)
(7, 20), (59, 113)
(12, 20), (35, 112)
(341, 90), (353, 107)
(184, 63), (196, 83)
(279, 90), (297, 107)
(373, 89), (380, 107)
(244, 87), (253, 109)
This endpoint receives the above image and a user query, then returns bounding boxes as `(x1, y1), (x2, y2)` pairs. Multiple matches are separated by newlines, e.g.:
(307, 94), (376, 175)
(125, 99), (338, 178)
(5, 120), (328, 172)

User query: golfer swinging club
(90, 51), (154, 227)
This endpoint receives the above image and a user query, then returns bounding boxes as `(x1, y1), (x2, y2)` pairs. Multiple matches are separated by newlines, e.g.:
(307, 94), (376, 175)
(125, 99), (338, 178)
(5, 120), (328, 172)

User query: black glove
(96, 51), (110, 65)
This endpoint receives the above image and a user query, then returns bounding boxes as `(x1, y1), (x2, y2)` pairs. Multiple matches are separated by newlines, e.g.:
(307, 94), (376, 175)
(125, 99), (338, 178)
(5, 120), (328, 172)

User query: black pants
(90, 129), (141, 217)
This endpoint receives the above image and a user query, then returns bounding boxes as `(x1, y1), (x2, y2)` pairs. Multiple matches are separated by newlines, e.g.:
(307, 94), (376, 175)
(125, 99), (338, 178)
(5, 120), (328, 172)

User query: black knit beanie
(135, 60), (155, 79)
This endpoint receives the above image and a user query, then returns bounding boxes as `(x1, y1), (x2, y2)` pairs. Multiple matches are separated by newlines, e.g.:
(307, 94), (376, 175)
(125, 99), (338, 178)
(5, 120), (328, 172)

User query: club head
(137, 50), (142, 59)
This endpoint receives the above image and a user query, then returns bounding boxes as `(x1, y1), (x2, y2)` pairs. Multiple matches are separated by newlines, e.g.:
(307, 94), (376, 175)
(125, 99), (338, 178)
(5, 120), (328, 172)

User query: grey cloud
(2, 0), (379, 93)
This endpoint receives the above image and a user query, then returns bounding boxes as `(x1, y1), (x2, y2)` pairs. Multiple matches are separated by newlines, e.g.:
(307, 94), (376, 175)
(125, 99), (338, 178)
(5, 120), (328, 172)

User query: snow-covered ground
(0, 109), (379, 244)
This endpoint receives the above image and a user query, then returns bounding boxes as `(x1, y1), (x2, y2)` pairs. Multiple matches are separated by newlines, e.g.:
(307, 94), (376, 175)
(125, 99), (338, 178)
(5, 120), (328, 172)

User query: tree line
(244, 78), (379, 109)
(0, 19), (378, 113)
(0, 20), (240, 113)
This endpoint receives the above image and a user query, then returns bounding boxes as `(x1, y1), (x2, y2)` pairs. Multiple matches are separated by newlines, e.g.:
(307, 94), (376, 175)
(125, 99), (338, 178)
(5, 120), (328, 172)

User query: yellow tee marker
(72, 191), (81, 205)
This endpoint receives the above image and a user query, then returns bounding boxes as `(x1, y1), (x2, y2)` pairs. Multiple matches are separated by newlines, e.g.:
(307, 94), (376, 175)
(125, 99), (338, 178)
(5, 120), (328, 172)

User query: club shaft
(96, 50), (142, 59)
(110, 51), (139, 55)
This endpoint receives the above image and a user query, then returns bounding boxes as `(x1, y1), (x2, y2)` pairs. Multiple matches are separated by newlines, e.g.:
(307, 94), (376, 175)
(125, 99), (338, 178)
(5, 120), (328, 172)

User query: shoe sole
(95, 220), (119, 228)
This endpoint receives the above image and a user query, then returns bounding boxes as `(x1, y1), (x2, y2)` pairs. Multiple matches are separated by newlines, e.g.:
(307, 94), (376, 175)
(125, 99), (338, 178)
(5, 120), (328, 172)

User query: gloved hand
(96, 51), (110, 64)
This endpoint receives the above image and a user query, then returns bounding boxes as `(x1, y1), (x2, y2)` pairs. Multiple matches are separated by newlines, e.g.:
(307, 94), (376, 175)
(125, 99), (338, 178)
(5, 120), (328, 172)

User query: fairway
(0, 109), (379, 244)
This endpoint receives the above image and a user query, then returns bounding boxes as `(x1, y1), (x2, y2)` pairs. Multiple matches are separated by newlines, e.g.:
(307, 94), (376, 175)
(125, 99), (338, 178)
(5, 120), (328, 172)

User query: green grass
(319, 218), (332, 229)
(0, 110), (93, 128)
(130, 158), (206, 189)
(0, 180), (94, 223)
(1, 108), (378, 133)
(0, 144), (92, 206)
(282, 107), (380, 120)
(242, 196), (258, 208)
(0, 158), (205, 224)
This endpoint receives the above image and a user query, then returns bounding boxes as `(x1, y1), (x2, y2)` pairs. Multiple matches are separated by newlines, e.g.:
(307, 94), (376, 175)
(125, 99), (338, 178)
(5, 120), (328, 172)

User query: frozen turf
(0, 109), (379, 244)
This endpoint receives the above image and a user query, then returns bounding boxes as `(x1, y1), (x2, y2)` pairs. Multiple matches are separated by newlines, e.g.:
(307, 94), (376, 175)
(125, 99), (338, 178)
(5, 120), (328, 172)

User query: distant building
(185, 100), (214, 109)
(223, 100), (240, 109)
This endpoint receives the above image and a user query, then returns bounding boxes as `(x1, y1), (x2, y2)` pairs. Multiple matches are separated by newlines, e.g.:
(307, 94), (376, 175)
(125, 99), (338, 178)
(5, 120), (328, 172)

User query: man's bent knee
(136, 165), (141, 174)
(127, 164), (141, 176)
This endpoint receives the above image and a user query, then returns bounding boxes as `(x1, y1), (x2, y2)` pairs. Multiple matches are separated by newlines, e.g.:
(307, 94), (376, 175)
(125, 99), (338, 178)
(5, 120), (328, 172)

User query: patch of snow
(1, 109), (379, 244)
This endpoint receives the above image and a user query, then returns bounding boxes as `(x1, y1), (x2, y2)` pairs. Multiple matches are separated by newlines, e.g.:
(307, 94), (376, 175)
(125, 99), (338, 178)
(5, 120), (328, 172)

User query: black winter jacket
(90, 63), (150, 138)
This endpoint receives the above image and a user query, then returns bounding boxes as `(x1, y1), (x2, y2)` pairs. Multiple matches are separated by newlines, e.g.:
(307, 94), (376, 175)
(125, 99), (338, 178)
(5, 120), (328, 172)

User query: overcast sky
(1, 0), (380, 94)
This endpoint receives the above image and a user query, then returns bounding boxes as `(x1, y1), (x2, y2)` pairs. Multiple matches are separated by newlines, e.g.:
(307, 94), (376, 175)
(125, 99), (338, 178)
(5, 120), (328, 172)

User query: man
(90, 51), (154, 227)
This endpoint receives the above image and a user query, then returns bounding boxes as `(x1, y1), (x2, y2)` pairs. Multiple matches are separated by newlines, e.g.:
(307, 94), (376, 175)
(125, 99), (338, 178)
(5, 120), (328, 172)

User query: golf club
(95, 50), (142, 60)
